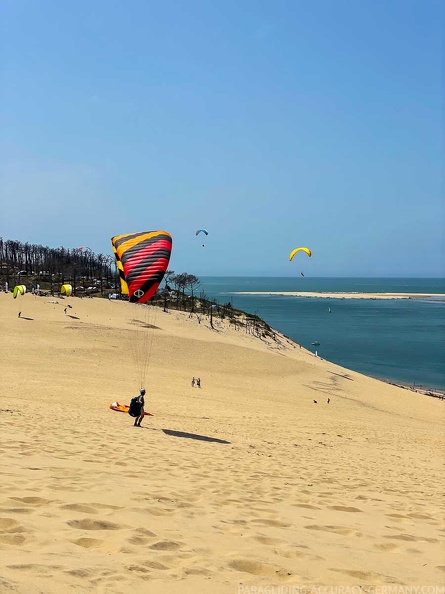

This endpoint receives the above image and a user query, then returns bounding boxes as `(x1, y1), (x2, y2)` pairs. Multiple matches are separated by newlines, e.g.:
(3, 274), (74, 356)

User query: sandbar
(228, 291), (445, 299)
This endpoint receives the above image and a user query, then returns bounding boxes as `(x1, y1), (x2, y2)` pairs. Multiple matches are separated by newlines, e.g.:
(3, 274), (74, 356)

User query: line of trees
(159, 271), (277, 342)
(0, 237), (115, 294)
(166, 271), (200, 312)
(1, 237), (279, 345)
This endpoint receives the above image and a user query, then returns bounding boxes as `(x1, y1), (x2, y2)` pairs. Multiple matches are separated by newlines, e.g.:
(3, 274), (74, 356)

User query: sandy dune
(0, 293), (444, 593)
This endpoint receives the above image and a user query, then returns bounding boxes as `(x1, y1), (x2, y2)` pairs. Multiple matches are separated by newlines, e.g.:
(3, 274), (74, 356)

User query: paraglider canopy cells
(111, 231), (172, 304)
(289, 247), (312, 261)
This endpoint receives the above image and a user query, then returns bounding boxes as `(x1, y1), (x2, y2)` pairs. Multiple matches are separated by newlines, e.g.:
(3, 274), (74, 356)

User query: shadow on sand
(66, 315), (80, 320)
(328, 370), (354, 381)
(19, 317), (34, 321)
(130, 319), (161, 330)
(162, 429), (230, 444)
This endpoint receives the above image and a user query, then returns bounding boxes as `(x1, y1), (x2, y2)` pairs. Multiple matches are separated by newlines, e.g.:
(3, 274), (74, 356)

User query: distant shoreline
(227, 291), (445, 300)
(381, 379), (445, 400)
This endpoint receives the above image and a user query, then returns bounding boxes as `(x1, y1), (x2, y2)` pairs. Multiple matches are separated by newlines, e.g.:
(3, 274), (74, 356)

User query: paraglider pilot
(129, 388), (146, 427)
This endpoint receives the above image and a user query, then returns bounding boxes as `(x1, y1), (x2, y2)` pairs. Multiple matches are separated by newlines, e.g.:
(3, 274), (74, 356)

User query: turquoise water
(198, 278), (445, 390)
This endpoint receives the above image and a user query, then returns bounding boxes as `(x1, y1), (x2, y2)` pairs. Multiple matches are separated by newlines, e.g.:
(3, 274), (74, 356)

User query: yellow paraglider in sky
(289, 247), (312, 261)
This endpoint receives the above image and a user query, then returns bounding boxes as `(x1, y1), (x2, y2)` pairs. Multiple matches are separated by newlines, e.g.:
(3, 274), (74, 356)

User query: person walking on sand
(129, 388), (146, 427)
(196, 377), (201, 388)
(191, 377), (196, 388)
(18, 311), (21, 318)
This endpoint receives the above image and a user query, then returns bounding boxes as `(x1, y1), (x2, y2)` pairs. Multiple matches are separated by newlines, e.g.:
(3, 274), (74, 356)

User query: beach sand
(1, 293), (444, 593)
(229, 292), (445, 300)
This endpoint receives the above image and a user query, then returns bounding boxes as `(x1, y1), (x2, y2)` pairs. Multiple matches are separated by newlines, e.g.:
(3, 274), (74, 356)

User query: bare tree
(185, 274), (200, 314)
(171, 273), (189, 310)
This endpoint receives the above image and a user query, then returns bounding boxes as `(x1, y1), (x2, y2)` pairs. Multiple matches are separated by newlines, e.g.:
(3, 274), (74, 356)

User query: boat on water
(311, 341), (320, 346)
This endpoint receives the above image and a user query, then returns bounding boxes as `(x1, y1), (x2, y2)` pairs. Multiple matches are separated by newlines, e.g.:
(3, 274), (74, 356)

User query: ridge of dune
(1, 293), (444, 593)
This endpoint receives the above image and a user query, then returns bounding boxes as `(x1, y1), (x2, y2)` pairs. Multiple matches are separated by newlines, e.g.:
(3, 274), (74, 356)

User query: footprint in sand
(67, 519), (123, 531)
(248, 506), (276, 514)
(0, 507), (33, 515)
(231, 519), (248, 526)
(119, 546), (138, 555)
(156, 554), (182, 568)
(331, 569), (381, 580)
(127, 534), (156, 545)
(91, 503), (123, 511)
(143, 561), (169, 571)
(0, 533), (26, 545)
(73, 537), (104, 549)
(9, 496), (52, 506)
(277, 548), (308, 560)
(134, 527), (157, 537)
(374, 542), (400, 552)
(407, 512), (435, 521)
(251, 518), (291, 528)
(386, 513), (409, 522)
(293, 504), (321, 510)
(384, 533), (438, 543)
(61, 504), (98, 514)
(0, 578), (17, 591)
(176, 501), (193, 509)
(65, 568), (95, 578)
(229, 559), (290, 578)
(182, 567), (212, 577)
(328, 506), (362, 513)
(304, 524), (357, 537)
(144, 507), (176, 516)
(0, 518), (25, 533)
(126, 565), (151, 575)
(7, 563), (62, 574)
(253, 536), (283, 546)
(149, 540), (182, 551)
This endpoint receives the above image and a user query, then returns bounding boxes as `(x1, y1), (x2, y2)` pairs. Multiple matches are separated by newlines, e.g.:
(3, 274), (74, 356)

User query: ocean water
(198, 277), (445, 390)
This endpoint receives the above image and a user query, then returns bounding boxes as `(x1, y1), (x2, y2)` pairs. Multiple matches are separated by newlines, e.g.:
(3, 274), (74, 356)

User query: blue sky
(1, 0), (443, 276)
